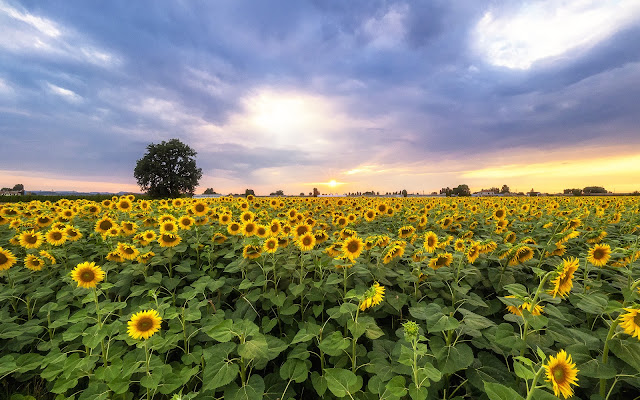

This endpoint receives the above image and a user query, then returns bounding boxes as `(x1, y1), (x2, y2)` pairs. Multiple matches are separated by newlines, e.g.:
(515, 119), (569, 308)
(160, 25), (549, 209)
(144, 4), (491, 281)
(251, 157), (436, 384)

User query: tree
(583, 186), (607, 194)
(245, 189), (255, 196)
(313, 188), (320, 197)
(270, 190), (284, 196)
(501, 185), (510, 194)
(134, 138), (202, 198)
(203, 188), (216, 195)
(452, 184), (471, 197)
(12, 184), (24, 191)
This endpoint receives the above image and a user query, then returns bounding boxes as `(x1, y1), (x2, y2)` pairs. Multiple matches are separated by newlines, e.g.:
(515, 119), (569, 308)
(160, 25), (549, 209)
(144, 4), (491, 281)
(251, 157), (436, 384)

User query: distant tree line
(563, 186), (608, 195)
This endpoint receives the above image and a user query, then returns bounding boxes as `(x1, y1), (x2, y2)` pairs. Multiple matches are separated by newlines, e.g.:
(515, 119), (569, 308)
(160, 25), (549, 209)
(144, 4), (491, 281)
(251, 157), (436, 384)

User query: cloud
(45, 82), (83, 103)
(474, 0), (640, 69)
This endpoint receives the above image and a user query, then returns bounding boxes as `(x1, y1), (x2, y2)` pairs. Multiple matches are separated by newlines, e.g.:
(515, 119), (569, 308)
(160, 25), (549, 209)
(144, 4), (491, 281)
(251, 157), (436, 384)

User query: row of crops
(0, 195), (639, 399)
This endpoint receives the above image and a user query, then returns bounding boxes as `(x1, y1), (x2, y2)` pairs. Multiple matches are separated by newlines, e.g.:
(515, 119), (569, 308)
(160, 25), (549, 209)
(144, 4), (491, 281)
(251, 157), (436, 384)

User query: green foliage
(134, 138), (202, 198)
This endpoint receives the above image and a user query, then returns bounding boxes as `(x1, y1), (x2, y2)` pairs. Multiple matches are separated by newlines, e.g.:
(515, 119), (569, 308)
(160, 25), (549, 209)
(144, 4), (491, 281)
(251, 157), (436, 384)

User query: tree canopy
(134, 138), (202, 198)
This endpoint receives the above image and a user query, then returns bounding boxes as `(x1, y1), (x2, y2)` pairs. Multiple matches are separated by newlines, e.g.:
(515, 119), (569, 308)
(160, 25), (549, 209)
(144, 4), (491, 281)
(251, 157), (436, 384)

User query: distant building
(193, 194), (223, 198)
(472, 191), (499, 197)
(0, 189), (24, 196)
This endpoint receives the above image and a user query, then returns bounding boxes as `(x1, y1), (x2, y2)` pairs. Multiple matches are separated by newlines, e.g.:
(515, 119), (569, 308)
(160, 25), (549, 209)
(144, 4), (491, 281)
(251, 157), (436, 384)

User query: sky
(1, 0), (639, 195)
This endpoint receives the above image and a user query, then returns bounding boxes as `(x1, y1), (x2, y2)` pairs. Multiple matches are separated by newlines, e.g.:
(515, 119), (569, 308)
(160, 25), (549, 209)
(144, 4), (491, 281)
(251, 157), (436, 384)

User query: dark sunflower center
(303, 237), (312, 246)
(436, 257), (447, 266)
(552, 365), (566, 383)
(428, 237), (435, 247)
(195, 204), (205, 212)
(633, 314), (640, 326)
(165, 223), (175, 231)
(594, 249), (605, 259)
(0, 253), (8, 264)
(25, 234), (37, 244)
(164, 235), (176, 243)
(136, 317), (153, 331)
(347, 241), (359, 253)
(267, 241), (276, 249)
(81, 270), (95, 282)
(124, 248), (134, 255)
(246, 225), (255, 233)
(51, 232), (62, 240)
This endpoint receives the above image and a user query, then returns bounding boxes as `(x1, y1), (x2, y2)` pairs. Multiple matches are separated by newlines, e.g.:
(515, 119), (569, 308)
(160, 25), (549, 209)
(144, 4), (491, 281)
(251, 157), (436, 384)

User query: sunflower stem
(600, 317), (620, 397)
(351, 308), (360, 373)
(93, 288), (108, 365)
(524, 365), (545, 400)
(521, 271), (554, 356)
(144, 340), (151, 400)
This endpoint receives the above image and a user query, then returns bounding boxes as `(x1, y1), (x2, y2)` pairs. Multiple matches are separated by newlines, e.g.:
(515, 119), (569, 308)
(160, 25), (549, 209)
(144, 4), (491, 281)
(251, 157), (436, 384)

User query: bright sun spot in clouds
(328, 179), (338, 187)
(475, 0), (640, 69)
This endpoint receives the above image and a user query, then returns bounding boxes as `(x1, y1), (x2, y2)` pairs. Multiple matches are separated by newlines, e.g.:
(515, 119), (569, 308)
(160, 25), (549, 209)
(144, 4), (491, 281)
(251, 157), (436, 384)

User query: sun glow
(328, 180), (338, 188)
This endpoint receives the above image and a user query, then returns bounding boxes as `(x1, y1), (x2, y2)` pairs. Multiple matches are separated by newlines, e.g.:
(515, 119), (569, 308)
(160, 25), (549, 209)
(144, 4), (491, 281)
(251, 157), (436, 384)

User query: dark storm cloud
(1, 0), (639, 190)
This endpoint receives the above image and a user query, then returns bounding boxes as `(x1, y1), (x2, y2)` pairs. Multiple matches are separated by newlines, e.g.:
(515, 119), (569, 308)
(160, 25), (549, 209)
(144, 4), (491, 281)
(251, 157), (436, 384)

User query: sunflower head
(127, 310), (162, 340)
(619, 308), (640, 340)
(587, 244), (611, 267)
(71, 262), (105, 289)
(359, 282), (385, 311)
(547, 257), (579, 298)
(545, 350), (579, 399)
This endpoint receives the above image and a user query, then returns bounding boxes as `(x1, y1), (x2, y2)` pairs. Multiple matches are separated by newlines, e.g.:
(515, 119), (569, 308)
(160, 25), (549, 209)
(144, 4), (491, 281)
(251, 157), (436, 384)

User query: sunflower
(142, 230), (157, 242)
(127, 310), (162, 340)
(297, 232), (316, 252)
(325, 242), (343, 258)
(398, 225), (416, 239)
(545, 350), (579, 399)
(505, 295), (544, 316)
(423, 232), (439, 253)
(35, 214), (54, 228)
(493, 208), (507, 220)
(212, 232), (227, 244)
(293, 224), (312, 239)
(268, 220), (282, 236)
(453, 239), (466, 252)
(342, 236), (364, 261)
(178, 216), (195, 230)
(70, 262), (105, 288)
(508, 245), (534, 266)
(117, 243), (140, 261)
(243, 244), (262, 260)
(587, 244), (611, 267)
(116, 198), (133, 212)
(106, 250), (124, 262)
(546, 243), (567, 258)
(120, 221), (138, 235)
(219, 213), (232, 225)
(428, 253), (453, 270)
(24, 255), (45, 271)
(39, 250), (56, 265)
(359, 282), (385, 311)
(191, 201), (209, 216)
(137, 251), (155, 264)
(383, 245), (404, 264)
(619, 308), (640, 340)
(158, 232), (182, 248)
(240, 211), (255, 223)
(242, 222), (257, 237)
(46, 228), (67, 246)
(159, 220), (178, 233)
(19, 230), (44, 249)
(94, 216), (116, 234)
(263, 237), (279, 253)
(412, 250), (427, 262)
(548, 257), (579, 298)
(364, 209), (377, 222)
(255, 225), (268, 238)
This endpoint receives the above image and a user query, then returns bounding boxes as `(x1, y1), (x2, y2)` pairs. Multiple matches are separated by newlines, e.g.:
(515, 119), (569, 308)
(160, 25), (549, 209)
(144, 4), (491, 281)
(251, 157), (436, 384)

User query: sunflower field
(0, 195), (639, 400)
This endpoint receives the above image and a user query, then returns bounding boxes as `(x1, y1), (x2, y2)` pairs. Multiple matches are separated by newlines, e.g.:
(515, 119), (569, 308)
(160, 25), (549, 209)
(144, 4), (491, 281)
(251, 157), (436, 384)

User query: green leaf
(503, 284), (529, 298)
(459, 308), (496, 330)
(435, 343), (474, 375)
(325, 368), (363, 398)
(238, 336), (269, 361)
(483, 382), (525, 400)
(408, 386), (428, 400)
(202, 342), (240, 391)
(608, 338), (640, 373)
(319, 331), (350, 357)
(579, 359), (617, 379)
(311, 371), (327, 396)
(226, 375), (265, 400)
(280, 358), (310, 383)
(513, 361), (536, 380)
(291, 328), (316, 344)
(574, 293), (608, 315)
(204, 319), (234, 342)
